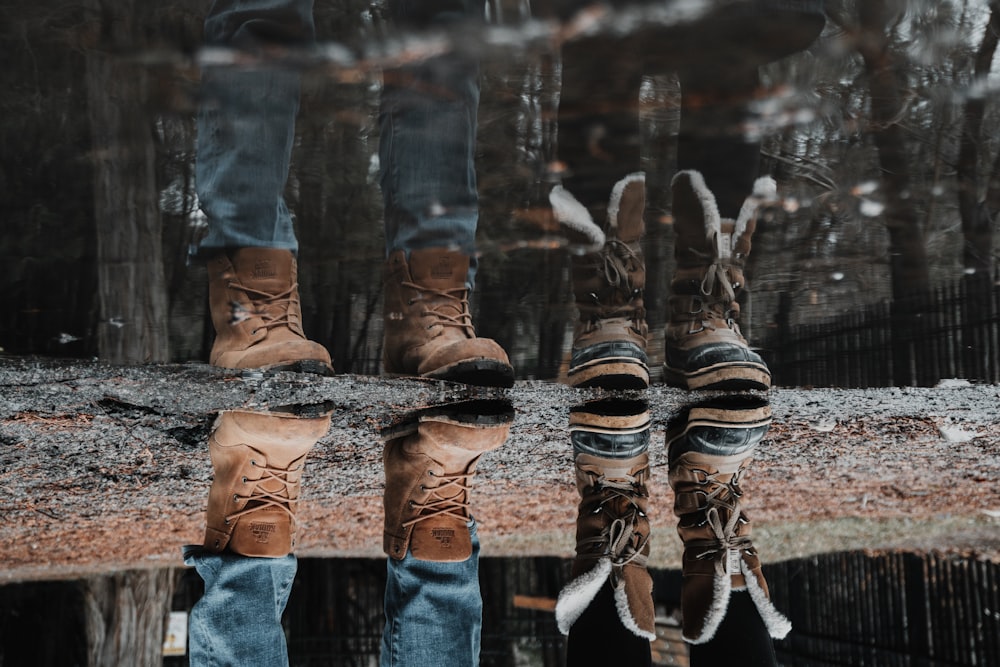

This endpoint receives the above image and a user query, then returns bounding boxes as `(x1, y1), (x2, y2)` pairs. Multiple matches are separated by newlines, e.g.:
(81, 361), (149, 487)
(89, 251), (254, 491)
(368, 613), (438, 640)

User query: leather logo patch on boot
(430, 257), (453, 279)
(249, 521), (276, 543)
(431, 527), (455, 547)
(251, 260), (276, 280)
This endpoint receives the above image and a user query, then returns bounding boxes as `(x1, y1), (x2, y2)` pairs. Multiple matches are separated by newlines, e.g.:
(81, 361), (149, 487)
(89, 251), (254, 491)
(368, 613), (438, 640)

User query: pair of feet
(556, 399), (791, 648)
(566, 170), (774, 392)
(207, 246), (515, 387)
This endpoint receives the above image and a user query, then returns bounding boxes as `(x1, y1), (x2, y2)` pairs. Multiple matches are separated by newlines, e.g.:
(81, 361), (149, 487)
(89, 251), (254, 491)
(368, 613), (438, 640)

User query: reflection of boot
(556, 401), (655, 640)
(382, 401), (513, 562)
(664, 171), (773, 390)
(204, 409), (331, 558)
(666, 399), (790, 644)
(382, 248), (514, 387)
(208, 248), (333, 374)
(568, 174), (649, 390)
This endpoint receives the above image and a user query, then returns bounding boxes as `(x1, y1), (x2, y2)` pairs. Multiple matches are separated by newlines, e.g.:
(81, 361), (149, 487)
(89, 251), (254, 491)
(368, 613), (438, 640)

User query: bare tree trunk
(82, 569), (175, 667)
(84, 0), (169, 364)
(956, 0), (1000, 277)
(856, 0), (930, 385)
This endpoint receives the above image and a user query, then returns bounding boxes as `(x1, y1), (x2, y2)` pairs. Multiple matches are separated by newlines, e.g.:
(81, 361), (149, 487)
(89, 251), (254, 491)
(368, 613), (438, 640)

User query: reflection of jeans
(183, 522), (482, 666)
(196, 0), (480, 268)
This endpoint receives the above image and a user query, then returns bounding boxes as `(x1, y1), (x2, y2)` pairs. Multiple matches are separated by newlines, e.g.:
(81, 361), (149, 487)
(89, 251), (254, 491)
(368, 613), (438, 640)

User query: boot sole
(231, 359), (335, 378)
(567, 358), (650, 390)
(662, 362), (770, 391)
(422, 359), (516, 388)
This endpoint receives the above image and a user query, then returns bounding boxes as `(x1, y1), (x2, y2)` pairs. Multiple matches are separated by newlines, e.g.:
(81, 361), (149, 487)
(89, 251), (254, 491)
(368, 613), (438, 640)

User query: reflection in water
(4, 0), (1000, 665)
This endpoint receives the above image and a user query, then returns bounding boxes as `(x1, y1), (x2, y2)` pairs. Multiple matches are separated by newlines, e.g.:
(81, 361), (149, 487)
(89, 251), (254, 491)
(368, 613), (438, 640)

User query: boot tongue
(607, 174), (645, 244)
(229, 248), (295, 295)
(407, 249), (469, 292)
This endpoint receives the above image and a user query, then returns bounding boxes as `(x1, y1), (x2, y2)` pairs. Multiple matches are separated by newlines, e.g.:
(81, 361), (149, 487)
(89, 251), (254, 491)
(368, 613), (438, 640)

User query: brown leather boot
(382, 401), (513, 562)
(664, 170), (773, 390)
(666, 399), (790, 644)
(382, 248), (514, 387)
(568, 174), (649, 390)
(208, 247), (333, 375)
(204, 409), (331, 558)
(556, 401), (655, 640)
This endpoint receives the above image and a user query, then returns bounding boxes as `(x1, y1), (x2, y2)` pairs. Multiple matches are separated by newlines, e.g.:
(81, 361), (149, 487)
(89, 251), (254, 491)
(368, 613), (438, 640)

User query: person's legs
(196, 0), (332, 374)
(380, 401), (513, 666)
(186, 408), (330, 666)
(380, 523), (483, 667)
(185, 548), (298, 667)
(378, 1), (514, 386)
(197, 0), (315, 253)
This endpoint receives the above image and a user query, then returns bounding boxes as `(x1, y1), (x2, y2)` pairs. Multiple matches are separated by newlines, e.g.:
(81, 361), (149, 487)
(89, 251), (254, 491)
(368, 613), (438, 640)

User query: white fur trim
(683, 566), (733, 645)
(606, 172), (645, 229)
(672, 170), (722, 255)
(550, 185), (606, 247)
(613, 579), (657, 641)
(555, 558), (612, 635)
(733, 176), (778, 244)
(743, 560), (792, 639)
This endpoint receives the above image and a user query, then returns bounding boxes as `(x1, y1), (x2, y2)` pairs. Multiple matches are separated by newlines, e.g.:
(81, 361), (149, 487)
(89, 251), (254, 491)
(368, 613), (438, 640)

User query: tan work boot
(568, 174), (649, 390)
(382, 248), (514, 387)
(556, 400), (655, 640)
(204, 408), (331, 558)
(664, 170), (774, 390)
(382, 401), (513, 562)
(208, 247), (333, 375)
(666, 399), (790, 643)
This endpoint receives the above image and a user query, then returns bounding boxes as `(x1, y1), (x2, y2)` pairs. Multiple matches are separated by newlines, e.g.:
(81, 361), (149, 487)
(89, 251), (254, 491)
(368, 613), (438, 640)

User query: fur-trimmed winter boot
(208, 248), (333, 375)
(203, 408), (331, 558)
(556, 400), (655, 640)
(382, 401), (513, 562)
(666, 398), (790, 644)
(382, 248), (514, 388)
(566, 174), (650, 390)
(664, 170), (774, 390)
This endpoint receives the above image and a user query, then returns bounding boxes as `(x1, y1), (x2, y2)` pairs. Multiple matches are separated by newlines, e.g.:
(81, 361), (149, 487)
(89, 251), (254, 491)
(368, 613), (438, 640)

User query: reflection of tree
(85, 0), (170, 363)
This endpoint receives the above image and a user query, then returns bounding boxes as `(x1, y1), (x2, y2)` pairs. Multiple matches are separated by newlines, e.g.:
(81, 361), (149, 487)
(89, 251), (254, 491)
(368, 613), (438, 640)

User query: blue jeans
(196, 0), (480, 279)
(183, 522), (482, 666)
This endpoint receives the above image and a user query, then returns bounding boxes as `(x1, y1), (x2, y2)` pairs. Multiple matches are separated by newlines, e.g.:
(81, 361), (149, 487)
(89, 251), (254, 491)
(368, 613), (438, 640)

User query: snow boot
(666, 398), (790, 644)
(382, 248), (514, 388)
(203, 408), (331, 558)
(382, 401), (513, 562)
(567, 174), (650, 390)
(208, 247), (333, 375)
(556, 400), (655, 640)
(664, 170), (773, 390)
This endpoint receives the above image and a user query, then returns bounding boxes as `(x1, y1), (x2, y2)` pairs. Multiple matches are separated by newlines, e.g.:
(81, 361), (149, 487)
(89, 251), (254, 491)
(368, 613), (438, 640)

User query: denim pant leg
(195, 0), (315, 253)
(379, 10), (481, 284)
(380, 521), (483, 667)
(184, 547), (298, 667)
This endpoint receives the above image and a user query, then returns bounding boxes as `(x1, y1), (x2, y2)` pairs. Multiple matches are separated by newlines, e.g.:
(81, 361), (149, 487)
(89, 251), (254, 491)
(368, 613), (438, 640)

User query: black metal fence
(770, 550), (1000, 667)
(765, 274), (1000, 388)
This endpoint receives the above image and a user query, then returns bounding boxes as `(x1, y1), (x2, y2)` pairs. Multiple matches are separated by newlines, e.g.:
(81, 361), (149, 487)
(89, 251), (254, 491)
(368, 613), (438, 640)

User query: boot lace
(581, 240), (646, 334)
(403, 282), (475, 336)
(225, 458), (303, 524)
(577, 474), (650, 571)
(229, 282), (299, 333)
(686, 467), (754, 565)
(402, 471), (473, 528)
(672, 236), (741, 334)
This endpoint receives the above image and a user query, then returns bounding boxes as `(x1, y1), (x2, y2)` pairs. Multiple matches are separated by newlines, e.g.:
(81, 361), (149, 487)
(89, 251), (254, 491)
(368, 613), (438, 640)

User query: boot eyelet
(242, 476), (247, 484)
(250, 460), (256, 466)
(233, 494), (239, 502)
(224, 518), (230, 525)
(427, 471), (435, 477)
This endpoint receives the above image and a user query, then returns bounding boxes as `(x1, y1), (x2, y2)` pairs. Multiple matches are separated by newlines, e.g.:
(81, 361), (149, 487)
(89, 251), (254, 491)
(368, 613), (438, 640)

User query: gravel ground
(1, 357), (998, 583)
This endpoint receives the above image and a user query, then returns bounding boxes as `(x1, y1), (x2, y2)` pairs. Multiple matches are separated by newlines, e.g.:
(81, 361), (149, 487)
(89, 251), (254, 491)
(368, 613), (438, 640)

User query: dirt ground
(1, 357), (998, 583)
